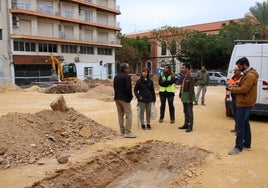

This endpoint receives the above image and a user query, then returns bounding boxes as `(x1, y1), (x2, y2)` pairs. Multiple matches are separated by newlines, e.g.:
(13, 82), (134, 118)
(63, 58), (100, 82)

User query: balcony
(10, 1), (121, 30)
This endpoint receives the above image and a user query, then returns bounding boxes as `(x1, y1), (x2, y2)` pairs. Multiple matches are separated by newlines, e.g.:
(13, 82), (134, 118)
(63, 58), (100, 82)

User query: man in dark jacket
(134, 68), (156, 130)
(178, 63), (195, 132)
(114, 63), (136, 138)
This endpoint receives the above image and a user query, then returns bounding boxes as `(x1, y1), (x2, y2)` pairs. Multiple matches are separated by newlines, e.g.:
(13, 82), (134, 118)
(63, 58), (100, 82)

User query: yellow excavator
(50, 54), (77, 81)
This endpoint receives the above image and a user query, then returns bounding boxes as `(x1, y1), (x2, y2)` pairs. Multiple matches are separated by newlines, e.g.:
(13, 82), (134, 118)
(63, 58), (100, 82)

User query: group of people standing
(113, 57), (258, 156)
(113, 63), (196, 138)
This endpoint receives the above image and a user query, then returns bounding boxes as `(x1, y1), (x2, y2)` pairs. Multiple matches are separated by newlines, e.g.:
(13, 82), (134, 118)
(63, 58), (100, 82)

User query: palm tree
(249, 1), (268, 39)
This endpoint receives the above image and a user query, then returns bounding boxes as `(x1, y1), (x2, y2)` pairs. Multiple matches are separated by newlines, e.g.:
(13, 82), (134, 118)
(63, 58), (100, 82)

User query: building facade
(126, 19), (242, 74)
(0, 0), (121, 86)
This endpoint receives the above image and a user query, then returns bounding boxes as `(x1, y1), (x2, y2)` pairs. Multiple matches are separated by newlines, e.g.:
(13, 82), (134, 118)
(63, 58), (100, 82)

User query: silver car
(208, 71), (227, 85)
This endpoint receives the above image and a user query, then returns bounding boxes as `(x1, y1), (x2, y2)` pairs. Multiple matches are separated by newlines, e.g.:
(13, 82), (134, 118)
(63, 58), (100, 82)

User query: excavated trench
(31, 140), (210, 188)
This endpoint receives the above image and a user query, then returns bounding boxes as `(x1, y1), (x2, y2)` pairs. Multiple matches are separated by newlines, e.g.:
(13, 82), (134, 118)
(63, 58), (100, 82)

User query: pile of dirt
(43, 79), (114, 94)
(43, 80), (90, 94)
(32, 140), (210, 188)
(0, 82), (22, 93)
(0, 108), (117, 169)
(23, 85), (43, 92)
(80, 84), (114, 101)
(84, 78), (113, 88)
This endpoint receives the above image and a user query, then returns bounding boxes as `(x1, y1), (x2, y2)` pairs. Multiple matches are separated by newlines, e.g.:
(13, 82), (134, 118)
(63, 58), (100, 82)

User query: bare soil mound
(43, 79), (113, 94)
(84, 78), (113, 88)
(43, 80), (90, 94)
(23, 85), (43, 92)
(0, 82), (22, 93)
(32, 140), (210, 188)
(0, 108), (117, 169)
(80, 84), (114, 101)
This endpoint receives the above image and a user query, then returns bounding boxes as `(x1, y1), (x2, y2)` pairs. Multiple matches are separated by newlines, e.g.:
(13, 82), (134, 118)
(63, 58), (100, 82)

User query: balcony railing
(58, 31), (121, 45)
(11, 3), (120, 28)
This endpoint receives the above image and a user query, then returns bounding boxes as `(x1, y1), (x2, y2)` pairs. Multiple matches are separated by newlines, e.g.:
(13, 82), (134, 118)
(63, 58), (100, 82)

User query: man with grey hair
(113, 63), (136, 138)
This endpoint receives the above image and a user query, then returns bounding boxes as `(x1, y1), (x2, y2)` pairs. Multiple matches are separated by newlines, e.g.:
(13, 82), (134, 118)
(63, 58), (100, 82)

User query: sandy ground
(0, 85), (267, 187)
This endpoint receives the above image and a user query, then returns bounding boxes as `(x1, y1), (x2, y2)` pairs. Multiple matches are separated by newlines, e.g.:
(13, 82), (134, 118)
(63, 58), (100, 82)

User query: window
(61, 44), (77, 53)
(85, 29), (93, 41)
(97, 47), (112, 55)
(25, 42), (35, 51)
(137, 62), (142, 73)
(84, 67), (93, 78)
(98, 31), (108, 43)
(215, 73), (221, 77)
(18, 3), (30, 10)
(147, 61), (152, 71)
(0, 29), (2, 40)
(38, 43), (57, 52)
(85, 11), (92, 21)
(161, 42), (167, 55)
(64, 26), (74, 39)
(64, 6), (73, 18)
(14, 41), (35, 51)
(97, 13), (108, 25)
(37, 4), (52, 14)
(80, 46), (94, 54)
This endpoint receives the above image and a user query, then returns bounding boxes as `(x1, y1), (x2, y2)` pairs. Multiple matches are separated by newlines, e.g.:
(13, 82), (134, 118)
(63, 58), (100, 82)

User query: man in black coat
(114, 63), (136, 138)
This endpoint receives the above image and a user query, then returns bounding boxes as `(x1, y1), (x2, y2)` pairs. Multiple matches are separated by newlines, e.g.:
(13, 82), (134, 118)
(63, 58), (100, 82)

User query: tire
(175, 79), (181, 85)
(220, 80), (226, 85)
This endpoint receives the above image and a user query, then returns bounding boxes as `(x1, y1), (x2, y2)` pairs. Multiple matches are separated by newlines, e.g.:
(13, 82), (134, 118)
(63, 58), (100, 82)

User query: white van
(225, 40), (268, 116)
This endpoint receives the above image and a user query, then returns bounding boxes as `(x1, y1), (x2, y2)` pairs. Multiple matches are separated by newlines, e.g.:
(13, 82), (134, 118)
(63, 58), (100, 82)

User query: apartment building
(0, 0), (121, 86)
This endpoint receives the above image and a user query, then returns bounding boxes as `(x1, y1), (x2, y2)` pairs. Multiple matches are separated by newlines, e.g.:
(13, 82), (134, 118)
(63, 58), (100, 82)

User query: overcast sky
(117, 0), (261, 34)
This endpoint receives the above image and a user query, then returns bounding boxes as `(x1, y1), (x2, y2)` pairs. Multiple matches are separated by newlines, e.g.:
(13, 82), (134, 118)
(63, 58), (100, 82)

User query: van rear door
(259, 44), (268, 105)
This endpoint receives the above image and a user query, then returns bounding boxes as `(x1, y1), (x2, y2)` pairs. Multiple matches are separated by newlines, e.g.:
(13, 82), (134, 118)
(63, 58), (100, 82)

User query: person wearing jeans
(228, 57), (259, 155)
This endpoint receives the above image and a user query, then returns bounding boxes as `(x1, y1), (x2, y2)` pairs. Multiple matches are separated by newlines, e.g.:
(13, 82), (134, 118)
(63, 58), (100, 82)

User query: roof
(126, 18), (244, 38)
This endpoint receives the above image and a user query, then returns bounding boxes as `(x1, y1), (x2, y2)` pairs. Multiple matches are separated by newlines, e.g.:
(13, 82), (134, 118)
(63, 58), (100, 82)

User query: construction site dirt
(0, 80), (267, 188)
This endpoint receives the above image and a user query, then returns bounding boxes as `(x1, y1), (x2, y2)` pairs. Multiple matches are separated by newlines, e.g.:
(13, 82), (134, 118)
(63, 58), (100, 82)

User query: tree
(151, 26), (190, 72)
(177, 30), (212, 68)
(115, 34), (152, 73)
(249, 1), (268, 38)
(178, 19), (263, 70)
(219, 19), (262, 55)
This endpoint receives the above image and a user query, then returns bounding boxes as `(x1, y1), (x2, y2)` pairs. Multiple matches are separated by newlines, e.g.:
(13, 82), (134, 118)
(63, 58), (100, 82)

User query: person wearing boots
(158, 64), (176, 124)
(178, 63), (195, 132)
(134, 68), (156, 130)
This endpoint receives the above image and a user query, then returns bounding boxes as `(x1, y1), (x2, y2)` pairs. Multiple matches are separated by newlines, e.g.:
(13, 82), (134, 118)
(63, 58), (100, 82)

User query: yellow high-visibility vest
(159, 75), (175, 92)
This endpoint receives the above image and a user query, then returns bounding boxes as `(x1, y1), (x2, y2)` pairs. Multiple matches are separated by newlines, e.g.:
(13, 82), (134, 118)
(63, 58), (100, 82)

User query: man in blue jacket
(114, 63), (136, 138)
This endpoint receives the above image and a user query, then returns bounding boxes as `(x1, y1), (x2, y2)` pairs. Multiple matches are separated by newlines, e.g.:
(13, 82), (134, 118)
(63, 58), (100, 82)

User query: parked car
(175, 72), (184, 85)
(208, 71), (227, 85)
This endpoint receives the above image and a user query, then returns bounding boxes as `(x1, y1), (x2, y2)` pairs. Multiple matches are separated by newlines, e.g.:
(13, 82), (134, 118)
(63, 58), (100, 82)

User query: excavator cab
(62, 63), (77, 79)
